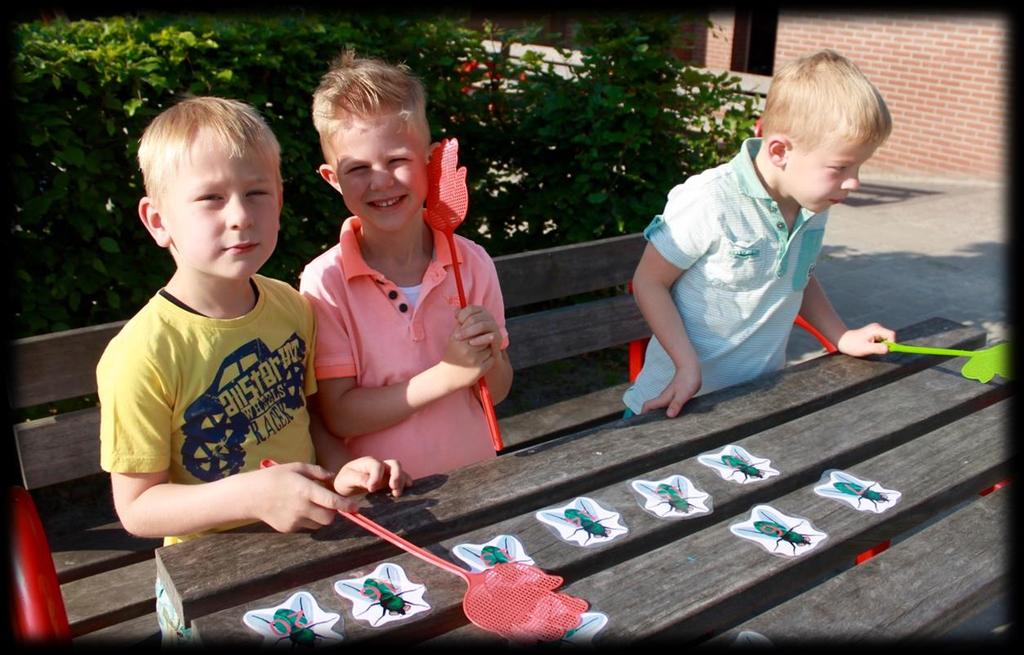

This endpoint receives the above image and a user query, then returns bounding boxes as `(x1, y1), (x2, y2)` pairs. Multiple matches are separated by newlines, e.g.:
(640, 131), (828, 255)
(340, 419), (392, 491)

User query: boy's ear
(318, 164), (342, 194)
(764, 134), (793, 169)
(138, 197), (172, 249)
(426, 141), (441, 162)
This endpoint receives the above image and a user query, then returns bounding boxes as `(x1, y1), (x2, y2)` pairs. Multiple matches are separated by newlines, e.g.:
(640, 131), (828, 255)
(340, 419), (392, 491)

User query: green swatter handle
(884, 341), (975, 357)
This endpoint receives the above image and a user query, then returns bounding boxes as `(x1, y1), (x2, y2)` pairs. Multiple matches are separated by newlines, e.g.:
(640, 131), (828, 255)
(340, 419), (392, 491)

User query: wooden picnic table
(155, 317), (1012, 645)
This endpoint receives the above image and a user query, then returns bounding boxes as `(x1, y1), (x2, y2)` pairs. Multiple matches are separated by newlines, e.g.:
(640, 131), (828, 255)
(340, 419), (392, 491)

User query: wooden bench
(7, 232), (651, 643)
(494, 232), (649, 449)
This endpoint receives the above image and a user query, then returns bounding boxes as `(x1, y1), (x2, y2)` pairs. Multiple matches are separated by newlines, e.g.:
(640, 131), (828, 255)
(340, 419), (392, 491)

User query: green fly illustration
(562, 614), (602, 642)
(340, 566), (427, 626)
(734, 507), (816, 555)
(699, 446), (776, 484)
(833, 480), (888, 509)
(542, 498), (625, 545)
(454, 535), (535, 572)
(817, 471), (898, 511)
(537, 613), (607, 648)
(251, 595), (335, 647)
(456, 536), (521, 568)
(721, 454), (765, 482)
(638, 480), (700, 515)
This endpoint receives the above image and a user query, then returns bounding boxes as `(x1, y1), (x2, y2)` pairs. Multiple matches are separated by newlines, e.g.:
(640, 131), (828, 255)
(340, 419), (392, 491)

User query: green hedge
(11, 13), (756, 337)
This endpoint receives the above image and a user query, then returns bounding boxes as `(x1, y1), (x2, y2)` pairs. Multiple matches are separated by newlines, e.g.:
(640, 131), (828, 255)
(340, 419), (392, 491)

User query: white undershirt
(398, 283), (423, 310)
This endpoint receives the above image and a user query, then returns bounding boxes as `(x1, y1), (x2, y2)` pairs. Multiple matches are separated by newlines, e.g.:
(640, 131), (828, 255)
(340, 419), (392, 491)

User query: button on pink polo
(299, 216), (508, 479)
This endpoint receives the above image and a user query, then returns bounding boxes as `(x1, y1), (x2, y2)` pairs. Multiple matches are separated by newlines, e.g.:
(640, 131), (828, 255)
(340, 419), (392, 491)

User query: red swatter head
(461, 562), (589, 643)
(424, 138), (469, 233)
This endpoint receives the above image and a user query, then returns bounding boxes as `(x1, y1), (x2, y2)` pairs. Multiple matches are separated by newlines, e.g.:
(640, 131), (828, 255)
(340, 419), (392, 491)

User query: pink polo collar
(336, 216), (463, 283)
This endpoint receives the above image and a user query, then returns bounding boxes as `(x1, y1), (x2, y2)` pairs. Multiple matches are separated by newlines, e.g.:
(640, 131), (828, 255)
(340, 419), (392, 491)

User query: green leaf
(60, 146), (86, 167)
(587, 192), (608, 204)
(99, 237), (120, 253)
(123, 98), (143, 117)
(106, 289), (122, 309)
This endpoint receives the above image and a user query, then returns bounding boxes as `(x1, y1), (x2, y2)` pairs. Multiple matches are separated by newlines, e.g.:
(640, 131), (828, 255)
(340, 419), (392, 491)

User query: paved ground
(786, 170), (1012, 638)
(785, 170), (1009, 364)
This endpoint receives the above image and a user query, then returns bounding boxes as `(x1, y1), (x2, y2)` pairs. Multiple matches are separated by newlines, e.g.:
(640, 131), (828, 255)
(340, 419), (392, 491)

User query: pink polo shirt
(299, 216), (508, 479)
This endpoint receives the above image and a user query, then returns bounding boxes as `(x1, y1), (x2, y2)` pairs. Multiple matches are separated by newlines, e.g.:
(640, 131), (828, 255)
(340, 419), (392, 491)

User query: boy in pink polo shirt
(299, 52), (514, 480)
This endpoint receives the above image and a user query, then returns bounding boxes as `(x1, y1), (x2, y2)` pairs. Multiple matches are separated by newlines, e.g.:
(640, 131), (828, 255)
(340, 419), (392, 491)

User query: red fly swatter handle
(440, 195), (504, 453)
(259, 459), (469, 581)
(426, 139), (503, 452)
(336, 510), (470, 581)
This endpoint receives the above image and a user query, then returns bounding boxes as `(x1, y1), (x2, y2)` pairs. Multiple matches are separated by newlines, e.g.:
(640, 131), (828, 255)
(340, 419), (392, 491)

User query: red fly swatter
(259, 460), (587, 642)
(338, 509), (588, 642)
(423, 138), (504, 452)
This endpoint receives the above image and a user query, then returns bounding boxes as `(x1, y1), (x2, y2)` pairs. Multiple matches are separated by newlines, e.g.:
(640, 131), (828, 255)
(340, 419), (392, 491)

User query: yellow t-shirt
(98, 275), (318, 545)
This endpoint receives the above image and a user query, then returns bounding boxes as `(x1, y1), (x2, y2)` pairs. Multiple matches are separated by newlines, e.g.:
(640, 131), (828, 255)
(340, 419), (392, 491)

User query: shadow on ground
(841, 182), (942, 207)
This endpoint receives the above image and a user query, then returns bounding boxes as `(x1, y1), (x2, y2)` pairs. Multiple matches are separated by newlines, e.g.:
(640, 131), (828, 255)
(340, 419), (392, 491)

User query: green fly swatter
(884, 341), (1012, 383)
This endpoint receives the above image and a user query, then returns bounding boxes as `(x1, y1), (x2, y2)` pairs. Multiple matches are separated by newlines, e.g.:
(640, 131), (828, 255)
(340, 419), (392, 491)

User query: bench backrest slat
(15, 408), (101, 490)
(494, 233), (644, 308)
(506, 295), (649, 370)
(8, 321), (126, 409)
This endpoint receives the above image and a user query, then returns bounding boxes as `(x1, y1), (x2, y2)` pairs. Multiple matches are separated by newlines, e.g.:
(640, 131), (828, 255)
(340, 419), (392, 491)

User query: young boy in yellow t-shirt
(96, 96), (409, 643)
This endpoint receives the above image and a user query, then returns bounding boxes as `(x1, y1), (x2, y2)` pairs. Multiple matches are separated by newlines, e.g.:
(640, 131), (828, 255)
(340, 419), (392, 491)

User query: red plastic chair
(10, 486), (71, 642)
(628, 317), (835, 382)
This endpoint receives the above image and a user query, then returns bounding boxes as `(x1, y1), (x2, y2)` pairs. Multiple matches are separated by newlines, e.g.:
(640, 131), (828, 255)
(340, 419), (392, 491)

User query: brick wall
(704, 11), (1008, 180)
(704, 11), (735, 69)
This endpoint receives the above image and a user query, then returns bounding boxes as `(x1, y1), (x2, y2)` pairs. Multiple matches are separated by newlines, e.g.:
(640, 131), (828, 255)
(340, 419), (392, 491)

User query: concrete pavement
(785, 171), (1009, 364)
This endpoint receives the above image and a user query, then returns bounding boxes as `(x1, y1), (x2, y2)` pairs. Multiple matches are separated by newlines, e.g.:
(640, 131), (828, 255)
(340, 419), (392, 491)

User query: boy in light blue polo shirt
(624, 50), (896, 418)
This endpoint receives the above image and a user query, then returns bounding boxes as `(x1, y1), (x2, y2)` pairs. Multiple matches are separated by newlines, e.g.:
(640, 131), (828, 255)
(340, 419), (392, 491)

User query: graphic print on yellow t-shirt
(181, 332), (308, 481)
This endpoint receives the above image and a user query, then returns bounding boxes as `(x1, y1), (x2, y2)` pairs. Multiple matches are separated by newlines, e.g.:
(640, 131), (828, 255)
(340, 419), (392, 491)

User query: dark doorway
(731, 8), (778, 76)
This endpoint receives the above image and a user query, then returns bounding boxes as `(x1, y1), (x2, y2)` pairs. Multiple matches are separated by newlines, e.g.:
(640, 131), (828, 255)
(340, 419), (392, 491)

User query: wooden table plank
(709, 486), (1011, 644)
(62, 558), (156, 637)
(191, 363), (1009, 644)
(158, 318), (985, 624)
(73, 611), (161, 647)
(497, 382), (631, 450)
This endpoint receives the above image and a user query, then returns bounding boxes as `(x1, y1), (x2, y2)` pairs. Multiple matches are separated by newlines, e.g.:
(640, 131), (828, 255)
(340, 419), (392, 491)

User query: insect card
(241, 590), (343, 647)
(452, 534), (535, 572)
(512, 609), (606, 646)
(630, 474), (712, 519)
(334, 562), (430, 628)
(730, 504), (827, 558)
(552, 612), (609, 646)
(697, 444), (779, 484)
(535, 496), (628, 547)
(814, 469), (901, 513)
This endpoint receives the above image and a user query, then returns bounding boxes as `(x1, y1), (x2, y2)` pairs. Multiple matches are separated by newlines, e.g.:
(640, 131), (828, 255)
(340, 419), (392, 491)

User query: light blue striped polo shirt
(623, 138), (828, 414)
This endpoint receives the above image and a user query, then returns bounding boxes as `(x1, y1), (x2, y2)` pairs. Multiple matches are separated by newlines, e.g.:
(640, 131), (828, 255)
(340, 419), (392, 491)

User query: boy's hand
(255, 462), (357, 532)
(334, 456), (411, 499)
(836, 322), (895, 357)
(454, 305), (503, 357)
(640, 366), (702, 418)
(439, 318), (495, 390)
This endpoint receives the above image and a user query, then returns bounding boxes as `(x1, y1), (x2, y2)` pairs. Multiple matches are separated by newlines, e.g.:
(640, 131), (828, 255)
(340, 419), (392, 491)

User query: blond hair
(311, 51), (429, 160)
(137, 96), (281, 200)
(760, 49), (891, 150)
